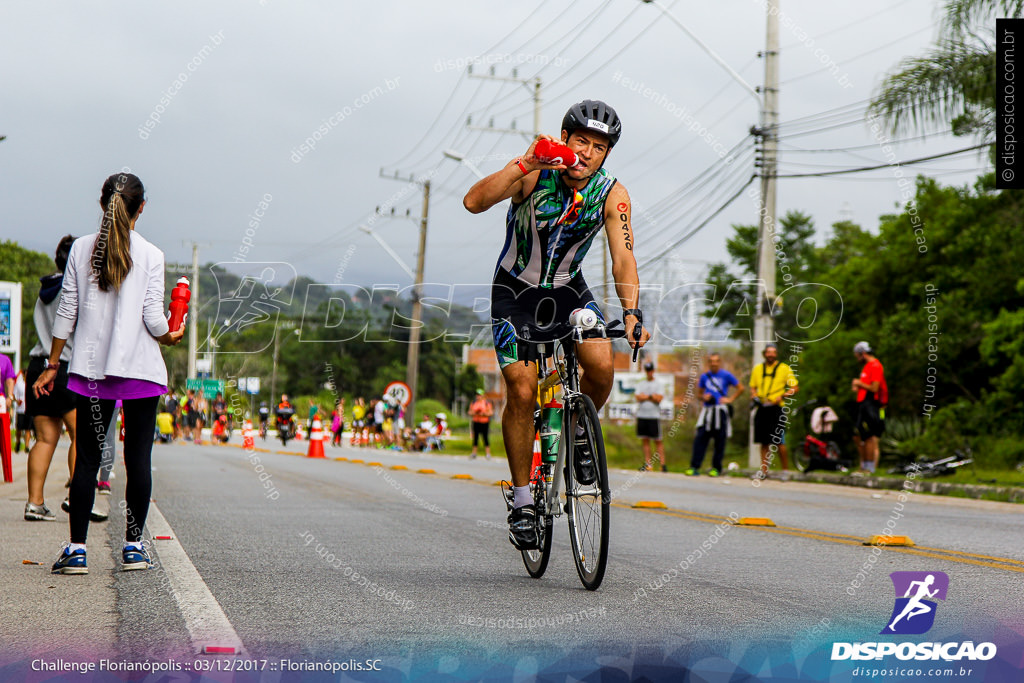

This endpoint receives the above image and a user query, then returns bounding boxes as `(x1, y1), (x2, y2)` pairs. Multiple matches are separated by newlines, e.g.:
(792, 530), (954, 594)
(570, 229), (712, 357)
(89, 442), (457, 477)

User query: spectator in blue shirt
(685, 353), (744, 476)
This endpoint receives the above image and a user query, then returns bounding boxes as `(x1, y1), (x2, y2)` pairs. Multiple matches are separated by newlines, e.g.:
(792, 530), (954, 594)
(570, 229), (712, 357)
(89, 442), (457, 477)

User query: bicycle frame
(531, 324), (608, 518)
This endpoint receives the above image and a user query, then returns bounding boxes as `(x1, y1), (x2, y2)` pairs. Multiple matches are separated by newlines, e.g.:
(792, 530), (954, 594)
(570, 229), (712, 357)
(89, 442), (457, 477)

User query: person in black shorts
(750, 344), (799, 478)
(634, 361), (666, 472)
(24, 236), (79, 522)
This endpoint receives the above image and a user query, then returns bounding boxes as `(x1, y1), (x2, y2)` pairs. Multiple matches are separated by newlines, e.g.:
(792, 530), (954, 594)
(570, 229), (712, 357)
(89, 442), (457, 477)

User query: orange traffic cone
(307, 418), (326, 458)
(243, 419), (254, 449)
(529, 432), (542, 484)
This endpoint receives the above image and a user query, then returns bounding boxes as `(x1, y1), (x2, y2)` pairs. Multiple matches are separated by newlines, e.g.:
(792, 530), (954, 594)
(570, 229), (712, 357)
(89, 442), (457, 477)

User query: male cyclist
(257, 400), (270, 439)
(463, 99), (649, 550)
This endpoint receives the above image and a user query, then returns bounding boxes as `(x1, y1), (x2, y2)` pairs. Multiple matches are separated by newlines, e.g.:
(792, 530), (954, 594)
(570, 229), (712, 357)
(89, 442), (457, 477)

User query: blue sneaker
(51, 544), (88, 575)
(122, 542), (154, 571)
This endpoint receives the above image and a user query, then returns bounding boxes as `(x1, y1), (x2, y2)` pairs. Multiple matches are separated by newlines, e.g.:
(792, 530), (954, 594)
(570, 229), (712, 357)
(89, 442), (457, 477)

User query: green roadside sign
(186, 378), (225, 397)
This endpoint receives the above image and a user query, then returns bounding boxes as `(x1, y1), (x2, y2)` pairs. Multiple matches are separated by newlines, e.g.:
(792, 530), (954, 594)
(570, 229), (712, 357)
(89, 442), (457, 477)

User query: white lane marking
(145, 503), (246, 656)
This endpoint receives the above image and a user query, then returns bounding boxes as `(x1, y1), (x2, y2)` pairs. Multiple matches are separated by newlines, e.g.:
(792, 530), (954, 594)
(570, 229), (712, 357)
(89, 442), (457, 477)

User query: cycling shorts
(490, 268), (605, 369)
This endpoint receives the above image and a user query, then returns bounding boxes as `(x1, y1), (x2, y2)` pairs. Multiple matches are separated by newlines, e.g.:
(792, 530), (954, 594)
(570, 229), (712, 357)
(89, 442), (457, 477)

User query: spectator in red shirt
(852, 341), (887, 474)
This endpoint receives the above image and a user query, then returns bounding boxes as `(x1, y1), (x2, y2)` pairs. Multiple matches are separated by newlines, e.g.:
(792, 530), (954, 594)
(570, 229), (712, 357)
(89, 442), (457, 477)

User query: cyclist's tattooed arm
(462, 134), (566, 213)
(604, 183), (651, 349)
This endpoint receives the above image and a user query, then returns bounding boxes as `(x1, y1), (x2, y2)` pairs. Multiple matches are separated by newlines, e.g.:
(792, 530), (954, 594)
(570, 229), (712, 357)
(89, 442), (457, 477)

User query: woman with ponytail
(34, 172), (184, 575)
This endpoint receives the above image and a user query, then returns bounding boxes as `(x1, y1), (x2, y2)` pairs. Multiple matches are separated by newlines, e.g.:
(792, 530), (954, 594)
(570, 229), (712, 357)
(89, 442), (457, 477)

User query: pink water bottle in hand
(168, 277), (191, 331)
(534, 139), (579, 168)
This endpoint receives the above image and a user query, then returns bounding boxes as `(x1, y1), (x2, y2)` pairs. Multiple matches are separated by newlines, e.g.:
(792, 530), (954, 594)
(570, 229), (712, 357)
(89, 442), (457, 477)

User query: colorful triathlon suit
(491, 167), (616, 368)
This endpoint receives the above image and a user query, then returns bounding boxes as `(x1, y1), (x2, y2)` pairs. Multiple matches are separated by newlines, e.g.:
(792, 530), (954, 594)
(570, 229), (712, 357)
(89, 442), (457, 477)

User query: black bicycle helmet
(561, 99), (622, 147)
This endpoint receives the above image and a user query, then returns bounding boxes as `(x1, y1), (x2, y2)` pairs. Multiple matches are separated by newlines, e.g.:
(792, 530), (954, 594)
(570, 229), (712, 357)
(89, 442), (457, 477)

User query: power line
(779, 0), (914, 50)
(777, 129), (954, 153)
(647, 152), (756, 232)
(463, 0), (618, 124)
(644, 149), (756, 230)
(617, 57), (758, 175)
(382, 0), (550, 169)
(779, 22), (938, 86)
(774, 143), (990, 177)
(637, 175), (758, 271)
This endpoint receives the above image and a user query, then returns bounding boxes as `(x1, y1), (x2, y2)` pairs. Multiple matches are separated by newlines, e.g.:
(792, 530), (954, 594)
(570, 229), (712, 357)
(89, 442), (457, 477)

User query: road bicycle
(502, 314), (640, 591)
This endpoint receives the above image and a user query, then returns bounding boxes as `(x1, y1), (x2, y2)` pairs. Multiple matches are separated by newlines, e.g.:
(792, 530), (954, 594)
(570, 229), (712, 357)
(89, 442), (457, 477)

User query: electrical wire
(637, 175), (759, 271)
(382, 0), (551, 169)
(778, 0), (915, 50)
(777, 129), (954, 153)
(773, 143), (990, 177)
(780, 22), (938, 86)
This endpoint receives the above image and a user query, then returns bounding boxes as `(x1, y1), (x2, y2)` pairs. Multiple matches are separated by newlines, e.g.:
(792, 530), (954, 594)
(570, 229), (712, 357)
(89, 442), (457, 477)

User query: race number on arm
(604, 183), (650, 349)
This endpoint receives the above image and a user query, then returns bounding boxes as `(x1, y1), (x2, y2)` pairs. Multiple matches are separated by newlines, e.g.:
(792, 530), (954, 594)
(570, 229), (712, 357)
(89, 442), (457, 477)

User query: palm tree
(868, 0), (1023, 141)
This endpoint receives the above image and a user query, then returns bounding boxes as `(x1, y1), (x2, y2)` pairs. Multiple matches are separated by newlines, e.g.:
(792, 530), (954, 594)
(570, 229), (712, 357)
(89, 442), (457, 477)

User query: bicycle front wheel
(794, 441), (811, 472)
(522, 470), (554, 577)
(565, 394), (610, 591)
(522, 514), (553, 577)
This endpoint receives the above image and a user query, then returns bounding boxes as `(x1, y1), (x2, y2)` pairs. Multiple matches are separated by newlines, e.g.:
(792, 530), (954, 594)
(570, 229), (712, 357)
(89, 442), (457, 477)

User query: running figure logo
(881, 571), (949, 635)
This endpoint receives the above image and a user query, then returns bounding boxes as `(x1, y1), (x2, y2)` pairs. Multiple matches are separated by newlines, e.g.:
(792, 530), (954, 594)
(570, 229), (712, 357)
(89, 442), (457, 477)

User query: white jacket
(52, 231), (170, 386)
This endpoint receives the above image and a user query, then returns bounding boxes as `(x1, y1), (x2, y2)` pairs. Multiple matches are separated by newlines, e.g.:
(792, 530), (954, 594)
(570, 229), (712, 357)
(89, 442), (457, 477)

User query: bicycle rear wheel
(565, 394), (610, 590)
(522, 470), (553, 577)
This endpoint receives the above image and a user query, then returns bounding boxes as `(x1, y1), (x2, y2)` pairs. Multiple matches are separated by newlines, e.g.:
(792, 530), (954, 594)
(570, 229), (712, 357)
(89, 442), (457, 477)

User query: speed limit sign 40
(384, 381), (411, 407)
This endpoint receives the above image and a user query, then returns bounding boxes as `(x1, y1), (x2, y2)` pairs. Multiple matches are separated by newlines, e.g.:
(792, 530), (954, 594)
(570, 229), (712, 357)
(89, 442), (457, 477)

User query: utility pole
(376, 169), (431, 424)
(467, 66), (542, 140)
(406, 179), (430, 424)
(750, 0), (780, 469)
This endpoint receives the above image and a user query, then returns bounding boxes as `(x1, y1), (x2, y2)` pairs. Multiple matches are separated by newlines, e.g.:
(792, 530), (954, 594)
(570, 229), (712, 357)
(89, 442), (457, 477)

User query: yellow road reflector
(734, 517), (777, 527)
(864, 534), (915, 547)
(452, 473), (473, 480)
(632, 501), (667, 509)
(417, 468), (436, 474)
(367, 462), (383, 467)
(350, 459), (364, 464)
(334, 457), (348, 461)
(391, 465), (409, 470)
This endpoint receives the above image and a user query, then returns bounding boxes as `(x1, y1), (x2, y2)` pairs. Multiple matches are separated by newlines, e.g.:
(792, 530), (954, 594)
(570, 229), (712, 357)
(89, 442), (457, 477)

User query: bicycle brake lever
(630, 322), (642, 363)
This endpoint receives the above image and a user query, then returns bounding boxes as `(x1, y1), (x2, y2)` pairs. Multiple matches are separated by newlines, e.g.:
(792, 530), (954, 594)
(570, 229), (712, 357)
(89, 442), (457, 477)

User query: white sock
(512, 485), (533, 509)
(68, 543), (86, 553)
(124, 541), (143, 551)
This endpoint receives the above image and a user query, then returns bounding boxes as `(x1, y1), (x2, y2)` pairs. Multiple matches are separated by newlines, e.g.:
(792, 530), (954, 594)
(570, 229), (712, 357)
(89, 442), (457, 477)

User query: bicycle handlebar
(576, 320), (643, 362)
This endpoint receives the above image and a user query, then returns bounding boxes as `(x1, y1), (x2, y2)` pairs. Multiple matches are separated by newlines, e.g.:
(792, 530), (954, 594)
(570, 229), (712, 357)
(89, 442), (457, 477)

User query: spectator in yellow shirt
(749, 343), (798, 478)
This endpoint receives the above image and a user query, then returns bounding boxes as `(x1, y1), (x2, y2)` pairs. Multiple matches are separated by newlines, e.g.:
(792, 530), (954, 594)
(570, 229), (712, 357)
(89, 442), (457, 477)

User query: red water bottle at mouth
(534, 139), (579, 168)
(168, 277), (191, 331)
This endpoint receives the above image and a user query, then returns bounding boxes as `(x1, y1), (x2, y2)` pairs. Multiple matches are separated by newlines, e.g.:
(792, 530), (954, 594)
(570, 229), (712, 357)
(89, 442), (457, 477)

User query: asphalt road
(3, 437), (1022, 681)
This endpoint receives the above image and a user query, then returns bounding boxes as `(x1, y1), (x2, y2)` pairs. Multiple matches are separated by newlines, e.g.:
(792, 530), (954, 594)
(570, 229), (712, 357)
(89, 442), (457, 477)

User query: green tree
(455, 363), (484, 403)
(0, 241), (55, 363)
(704, 210), (835, 350)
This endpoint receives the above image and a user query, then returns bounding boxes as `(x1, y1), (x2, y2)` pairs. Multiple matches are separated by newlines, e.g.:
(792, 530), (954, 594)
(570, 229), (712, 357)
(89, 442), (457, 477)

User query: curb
(736, 469), (1024, 504)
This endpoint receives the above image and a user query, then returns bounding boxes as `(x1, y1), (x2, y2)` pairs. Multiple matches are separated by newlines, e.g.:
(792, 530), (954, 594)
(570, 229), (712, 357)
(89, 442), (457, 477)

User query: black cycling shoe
(573, 426), (597, 485)
(508, 504), (539, 550)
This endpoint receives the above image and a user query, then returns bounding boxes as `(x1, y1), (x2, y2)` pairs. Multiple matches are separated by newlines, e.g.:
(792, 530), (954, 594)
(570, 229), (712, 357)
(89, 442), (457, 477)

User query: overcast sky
(1, 0), (986, 301)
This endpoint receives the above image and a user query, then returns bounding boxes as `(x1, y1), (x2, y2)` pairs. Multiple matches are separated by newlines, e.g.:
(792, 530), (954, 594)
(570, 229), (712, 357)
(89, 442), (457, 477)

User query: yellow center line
(885, 547), (1024, 573)
(619, 502), (1024, 573)
(908, 545), (1024, 567)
